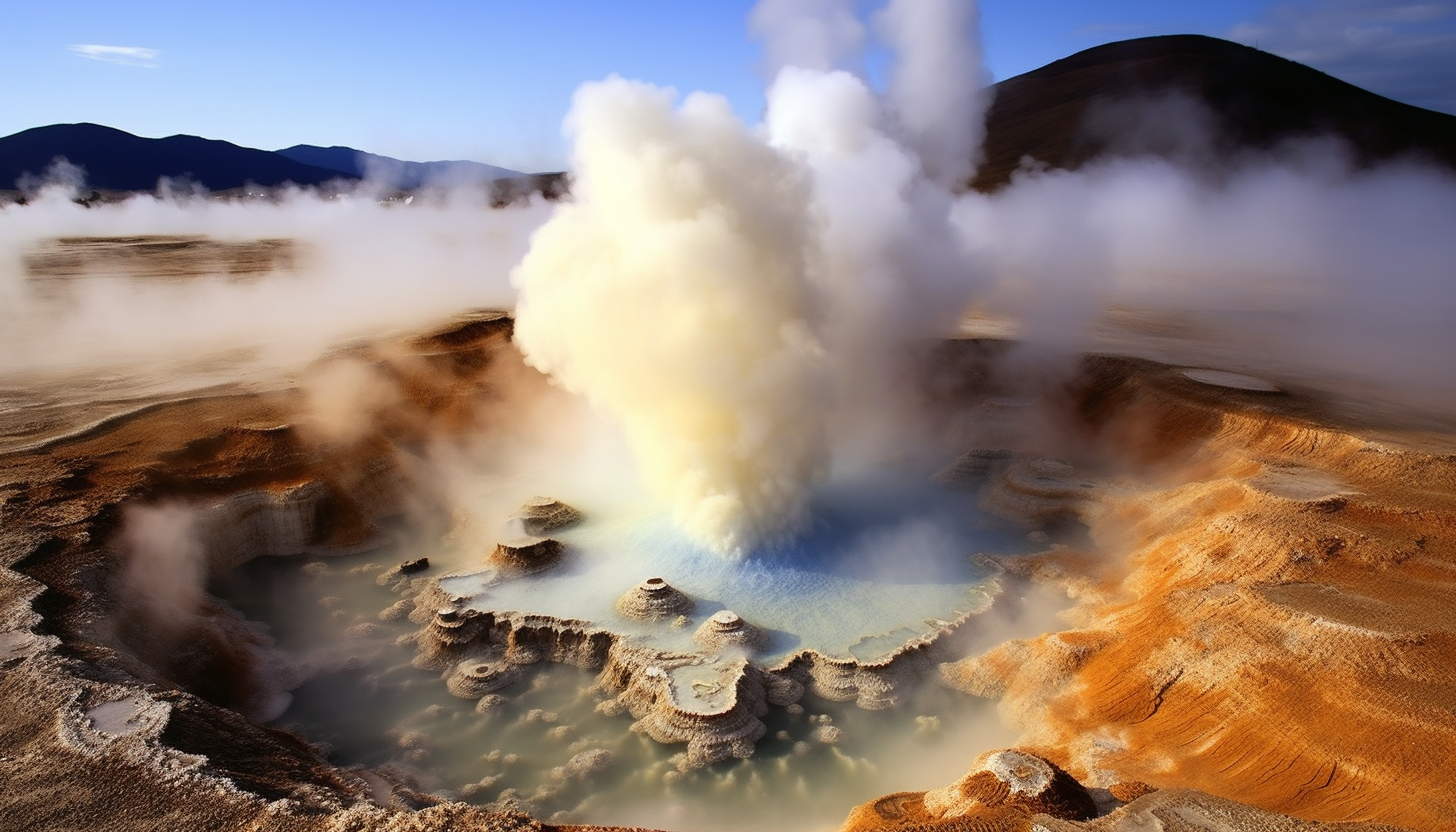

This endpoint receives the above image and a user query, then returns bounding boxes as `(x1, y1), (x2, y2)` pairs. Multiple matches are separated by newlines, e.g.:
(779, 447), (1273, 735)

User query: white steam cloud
(512, 0), (992, 557)
(953, 151), (1456, 407)
(749, 0), (866, 74)
(515, 0), (1456, 561)
(511, 79), (828, 556)
(877, 0), (993, 187)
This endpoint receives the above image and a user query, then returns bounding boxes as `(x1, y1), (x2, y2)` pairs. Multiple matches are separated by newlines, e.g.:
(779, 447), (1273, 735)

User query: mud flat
(1, 313), (1452, 831)
(23, 235), (300, 283)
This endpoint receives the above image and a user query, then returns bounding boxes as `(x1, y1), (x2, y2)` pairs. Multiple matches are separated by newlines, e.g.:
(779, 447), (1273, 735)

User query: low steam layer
(0, 182), (548, 377)
(954, 151), (1456, 406)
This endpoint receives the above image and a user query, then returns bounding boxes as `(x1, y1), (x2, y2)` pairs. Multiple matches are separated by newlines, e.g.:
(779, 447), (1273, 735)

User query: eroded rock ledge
(404, 571), (997, 771)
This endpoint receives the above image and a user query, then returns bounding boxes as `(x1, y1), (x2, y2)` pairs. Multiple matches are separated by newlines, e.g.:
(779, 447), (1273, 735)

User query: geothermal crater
(208, 322), (1082, 823)
(6, 289), (1452, 832)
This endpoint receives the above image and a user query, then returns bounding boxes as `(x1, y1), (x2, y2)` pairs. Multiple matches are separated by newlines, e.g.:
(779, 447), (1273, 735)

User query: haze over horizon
(6, 0), (1455, 172)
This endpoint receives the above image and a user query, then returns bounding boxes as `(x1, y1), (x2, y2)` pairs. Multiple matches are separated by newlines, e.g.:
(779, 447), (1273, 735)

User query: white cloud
(69, 44), (160, 68)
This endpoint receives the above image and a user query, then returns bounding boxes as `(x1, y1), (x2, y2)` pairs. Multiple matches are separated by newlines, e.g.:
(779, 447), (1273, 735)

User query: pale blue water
(443, 471), (1024, 664)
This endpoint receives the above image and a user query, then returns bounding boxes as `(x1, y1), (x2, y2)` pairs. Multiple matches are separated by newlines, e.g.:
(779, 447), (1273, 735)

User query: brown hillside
(972, 34), (1456, 191)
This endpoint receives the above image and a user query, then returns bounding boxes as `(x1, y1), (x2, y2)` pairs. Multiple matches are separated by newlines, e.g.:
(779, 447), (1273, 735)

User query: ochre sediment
(842, 749), (1096, 830)
(920, 355), (1456, 831)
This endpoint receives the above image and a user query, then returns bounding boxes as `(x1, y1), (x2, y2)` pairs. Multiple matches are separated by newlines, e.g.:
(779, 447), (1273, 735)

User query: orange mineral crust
(940, 359), (1456, 831)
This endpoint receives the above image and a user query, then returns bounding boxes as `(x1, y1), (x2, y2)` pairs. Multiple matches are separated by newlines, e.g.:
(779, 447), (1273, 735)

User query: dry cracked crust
(0, 311), (1448, 832)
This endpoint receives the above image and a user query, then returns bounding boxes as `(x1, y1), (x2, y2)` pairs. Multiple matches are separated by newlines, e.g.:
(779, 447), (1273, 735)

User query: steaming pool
(223, 468), (1036, 830)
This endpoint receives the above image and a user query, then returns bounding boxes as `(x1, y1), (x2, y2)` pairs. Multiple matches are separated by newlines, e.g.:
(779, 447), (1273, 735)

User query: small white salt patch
(86, 696), (146, 736)
(1181, 368), (1279, 392)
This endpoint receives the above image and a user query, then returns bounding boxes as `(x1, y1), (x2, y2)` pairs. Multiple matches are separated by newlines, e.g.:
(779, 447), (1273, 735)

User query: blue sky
(3, 1), (1453, 172)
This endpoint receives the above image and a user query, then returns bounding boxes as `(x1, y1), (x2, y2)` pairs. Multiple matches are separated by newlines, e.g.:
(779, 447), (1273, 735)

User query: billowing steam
(512, 0), (992, 556)
(510, 79), (828, 556)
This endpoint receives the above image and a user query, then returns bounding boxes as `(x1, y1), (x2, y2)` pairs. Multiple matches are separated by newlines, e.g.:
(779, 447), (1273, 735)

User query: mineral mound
(489, 536), (565, 575)
(692, 610), (769, 655)
(513, 497), (584, 537)
(615, 577), (695, 621)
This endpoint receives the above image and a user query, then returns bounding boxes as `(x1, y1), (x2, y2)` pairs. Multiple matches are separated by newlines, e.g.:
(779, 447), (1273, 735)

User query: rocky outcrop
(780, 651), (904, 710)
(189, 457), (404, 573)
(397, 557), (430, 574)
(841, 748), (1096, 831)
(407, 571), (984, 767)
(446, 659), (522, 698)
(922, 749), (1096, 820)
(413, 602), (614, 674)
(773, 609), (980, 711)
(488, 537), (564, 575)
(616, 657), (770, 771)
(195, 481), (328, 571)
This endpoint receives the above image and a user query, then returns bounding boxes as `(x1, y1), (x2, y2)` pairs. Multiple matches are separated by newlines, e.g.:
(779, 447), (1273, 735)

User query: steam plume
(877, 0), (993, 187)
(511, 79), (829, 556)
(511, 1), (992, 556)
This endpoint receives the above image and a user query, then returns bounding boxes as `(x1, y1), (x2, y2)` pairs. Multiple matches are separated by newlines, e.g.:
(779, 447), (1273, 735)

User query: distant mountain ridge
(0, 123), (526, 195)
(275, 145), (519, 189)
(0, 123), (353, 193)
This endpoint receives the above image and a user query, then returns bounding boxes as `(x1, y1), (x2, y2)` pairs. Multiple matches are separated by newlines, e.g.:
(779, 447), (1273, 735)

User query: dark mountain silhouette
(0, 123), (356, 193)
(276, 145), (520, 188)
(971, 34), (1456, 191)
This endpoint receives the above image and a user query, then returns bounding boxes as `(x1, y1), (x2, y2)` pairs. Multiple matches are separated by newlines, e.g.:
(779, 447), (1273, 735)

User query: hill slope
(0, 123), (355, 193)
(972, 34), (1456, 191)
